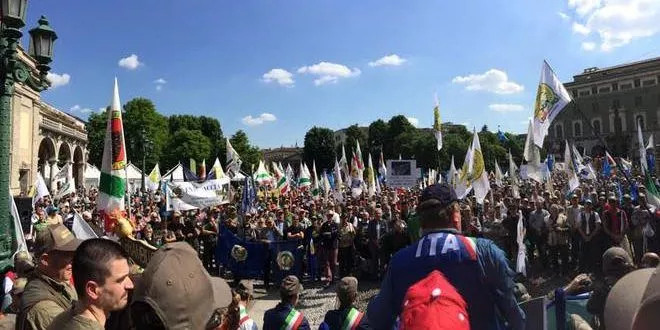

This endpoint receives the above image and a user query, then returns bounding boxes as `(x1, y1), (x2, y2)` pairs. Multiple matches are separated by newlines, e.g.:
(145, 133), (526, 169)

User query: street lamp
(0, 0), (57, 271)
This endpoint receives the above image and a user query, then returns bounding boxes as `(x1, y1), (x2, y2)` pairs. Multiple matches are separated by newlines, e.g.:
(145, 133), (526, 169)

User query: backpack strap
(341, 307), (364, 330)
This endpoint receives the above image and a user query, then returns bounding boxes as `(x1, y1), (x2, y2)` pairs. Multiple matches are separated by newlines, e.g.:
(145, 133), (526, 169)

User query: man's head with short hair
(73, 238), (134, 312)
(641, 253), (660, 269)
(280, 275), (302, 304)
(416, 184), (461, 231)
(337, 277), (358, 307)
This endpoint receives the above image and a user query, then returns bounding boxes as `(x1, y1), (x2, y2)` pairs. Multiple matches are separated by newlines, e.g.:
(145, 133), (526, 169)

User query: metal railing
(40, 117), (87, 141)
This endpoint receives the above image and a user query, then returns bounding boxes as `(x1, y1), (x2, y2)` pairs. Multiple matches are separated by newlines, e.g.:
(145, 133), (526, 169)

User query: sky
(27, 0), (660, 148)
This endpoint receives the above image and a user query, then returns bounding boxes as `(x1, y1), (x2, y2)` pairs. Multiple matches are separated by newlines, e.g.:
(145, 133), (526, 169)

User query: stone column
(48, 158), (57, 193)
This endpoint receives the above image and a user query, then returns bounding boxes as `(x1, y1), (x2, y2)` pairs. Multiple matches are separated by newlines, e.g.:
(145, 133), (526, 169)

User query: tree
(368, 119), (389, 156)
(384, 115), (416, 159)
(161, 129), (212, 170)
(229, 130), (262, 173)
(303, 127), (336, 171)
(122, 98), (169, 171)
(85, 109), (109, 168)
(168, 115), (225, 162)
(344, 124), (367, 156)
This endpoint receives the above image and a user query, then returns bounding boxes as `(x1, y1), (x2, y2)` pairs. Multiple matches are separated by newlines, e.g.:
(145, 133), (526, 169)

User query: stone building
(262, 147), (303, 166)
(547, 57), (660, 161)
(11, 48), (87, 195)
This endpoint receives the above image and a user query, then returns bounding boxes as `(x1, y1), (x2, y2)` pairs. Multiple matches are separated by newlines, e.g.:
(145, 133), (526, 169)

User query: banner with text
(166, 178), (231, 211)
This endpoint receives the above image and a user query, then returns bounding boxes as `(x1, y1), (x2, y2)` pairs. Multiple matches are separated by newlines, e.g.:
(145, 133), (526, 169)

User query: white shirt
(579, 211), (601, 236)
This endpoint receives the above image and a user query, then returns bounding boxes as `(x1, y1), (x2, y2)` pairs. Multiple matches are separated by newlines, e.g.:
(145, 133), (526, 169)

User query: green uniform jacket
(17, 273), (78, 330)
(47, 306), (104, 330)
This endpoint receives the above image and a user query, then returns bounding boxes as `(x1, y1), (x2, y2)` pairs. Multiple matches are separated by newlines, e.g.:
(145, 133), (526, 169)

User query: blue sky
(29, 0), (660, 148)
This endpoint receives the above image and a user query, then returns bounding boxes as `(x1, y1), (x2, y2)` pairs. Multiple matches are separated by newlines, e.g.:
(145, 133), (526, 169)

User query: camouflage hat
(35, 224), (82, 256)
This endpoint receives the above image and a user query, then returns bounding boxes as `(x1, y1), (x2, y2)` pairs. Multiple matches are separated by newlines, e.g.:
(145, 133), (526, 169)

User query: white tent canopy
(84, 163), (101, 189)
(126, 162), (144, 193)
(164, 163), (185, 182)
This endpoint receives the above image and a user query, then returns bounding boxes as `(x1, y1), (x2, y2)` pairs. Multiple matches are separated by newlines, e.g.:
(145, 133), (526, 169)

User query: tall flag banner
(447, 155), (457, 189)
(199, 159), (207, 180)
(298, 161), (312, 188)
(620, 158), (633, 175)
(285, 164), (295, 188)
(226, 139), (242, 176)
(145, 164), (161, 191)
(253, 160), (272, 186)
(241, 177), (257, 215)
(97, 78), (128, 224)
(564, 140), (580, 192)
(52, 162), (71, 182)
(494, 160), (504, 187)
(638, 119), (648, 175)
(208, 158), (226, 180)
(311, 161), (320, 199)
(508, 150), (520, 198)
(354, 141), (365, 171)
(339, 143), (349, 179)
(603, 152), (616, 178)
(334, 159), (343, 190)
(11, 189), (27, 254)
(350, 153), (364, 197)
(272, 161), (289, 195)
(647, 134), (656, 174)
(72, 212), (99, 240)
(189, 159), (197, 177)
(456, 129), (490, 203)
(367, 154), (376, 197)
(497, 126), (508, 143)
(378, 151), (387, 177)
(55, 180), (76, 200)
(322, 172), (331, 196)
(531, 60), (572, 147)
(433, 93), (443, 150)
(523, 120), (543, 183)
(32, 173), (50, 207)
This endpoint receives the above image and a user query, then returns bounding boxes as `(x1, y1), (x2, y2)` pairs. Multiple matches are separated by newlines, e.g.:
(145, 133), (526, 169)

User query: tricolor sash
(341, 307), (363, 330)
(281, 307), (303, 330)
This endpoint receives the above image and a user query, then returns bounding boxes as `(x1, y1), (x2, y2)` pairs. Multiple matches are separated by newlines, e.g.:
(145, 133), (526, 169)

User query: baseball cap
(602, 247), (634, 277)
(337, 277), (358, 302)
(280, 275), (302, 297)
(417, 184), (458, 213)
(35, 224), (82, 256)
(605, 266), (660, 330)
(46, 205), (58, 214)
(132, 242), (232, 329)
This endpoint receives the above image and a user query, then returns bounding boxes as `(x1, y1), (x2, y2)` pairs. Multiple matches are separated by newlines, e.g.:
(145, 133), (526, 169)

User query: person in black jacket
(319, 211), (339, 286)
(320, 277), (369, 330)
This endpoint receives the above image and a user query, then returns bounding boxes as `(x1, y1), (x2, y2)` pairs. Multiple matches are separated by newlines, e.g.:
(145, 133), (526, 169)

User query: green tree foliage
(303, 127), (337, 171)
(343, 124), (367, 156)
(368, 119), (389, 156)
(229, 130), (262, 173)
(161, 129), (211, 169)
(168, 115), (225, 162)
(123, 98), (169, 171)
(384, 115), (416, 159)
(85, 109), (109, 168)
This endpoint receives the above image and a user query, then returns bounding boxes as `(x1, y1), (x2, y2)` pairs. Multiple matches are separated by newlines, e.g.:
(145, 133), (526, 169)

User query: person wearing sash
(263, 275), (310, 330)
(319, 277), (369, 330)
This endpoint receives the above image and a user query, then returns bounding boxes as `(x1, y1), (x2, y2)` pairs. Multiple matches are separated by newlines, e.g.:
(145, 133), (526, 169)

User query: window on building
(574, 122), (582, 137)
(637, 115), (645, 129)
(556, 125), (563, 139)
(634, 79), (641, 87)
(612, 82), (619, 91)
(635, 96), (643, 107)
(579, 90), (590, 97)
(591, 86), (598, 95)
(612, 99), (621, 109)
(593, 120), (601, 135)
(599, 87), (611, 93)
(621, 83), (633, 90)
(592, 102), (599, 112)
(643, 79), (656, 86)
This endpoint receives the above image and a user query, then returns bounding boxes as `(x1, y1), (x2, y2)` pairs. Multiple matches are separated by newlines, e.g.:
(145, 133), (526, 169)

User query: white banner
(166, 178), (231, 211)
(72, 212), (98, 240)
(55, 180), (76, 200)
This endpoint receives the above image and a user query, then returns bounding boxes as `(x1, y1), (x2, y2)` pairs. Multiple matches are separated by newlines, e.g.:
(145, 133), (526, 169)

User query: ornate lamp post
(0, 0), (57, 271)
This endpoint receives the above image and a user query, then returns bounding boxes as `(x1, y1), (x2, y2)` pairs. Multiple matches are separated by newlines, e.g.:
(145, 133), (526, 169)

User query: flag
(378, 151), (387, 177)
(433, 93), (442, 150)
(11, 190), (27, 254)
(72, 212), (98, 240)
(298, 161), (311, 188)
(603, 152), (616, 178)
(32, 172), (49, 206)
(508, 150), (520, 198)
(621, 158), (633, 176)
(564, 140), (580, 192)
(645, 172), (660, 209)
(367, 154), (376, 197)
(497, 126), (508, 142)
(52, 162), (70, 182)
(145, 164), (161, 191)
(637, 119), (648, 176)
(286, 164), (295, 188)
(97, 78), (128, 223)
(523, 120), (543, 183)
(354, 141), (365, 170)
(189, 159), (197, 177)
(350, 154), (363, 197)
(311, 161), (320, 199)
(208, 158), (226, 180)
(199, 159), (207, 180)
(334, 159), (343, 190)
(339, 143), (349, 178)
(55, 180), (76, 200)
(226, 139), (242, 176)
(272, 161), (290, 195)
(253, 160), (272, 186)
(322, 172), (331, 196)
(241, 177), (256, 214)
(494, 160), (504, 187)
(531, 60), (572, 147)
(447, 155), (457, 188)
(456, 129), (490, 203)
(647, 134), (655, 174)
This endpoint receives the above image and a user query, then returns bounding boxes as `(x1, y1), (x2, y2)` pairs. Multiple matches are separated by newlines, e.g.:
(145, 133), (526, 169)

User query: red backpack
(398, 270), (470, 330)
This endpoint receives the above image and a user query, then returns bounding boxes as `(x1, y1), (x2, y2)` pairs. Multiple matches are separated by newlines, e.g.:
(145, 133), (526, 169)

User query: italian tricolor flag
(97, 78), (127, 232)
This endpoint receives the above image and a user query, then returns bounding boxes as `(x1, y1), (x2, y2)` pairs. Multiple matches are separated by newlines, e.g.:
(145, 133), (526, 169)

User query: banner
(166, 178), (230, 211)
(72, 212), (98, 240)
(55, 180), (76, 200)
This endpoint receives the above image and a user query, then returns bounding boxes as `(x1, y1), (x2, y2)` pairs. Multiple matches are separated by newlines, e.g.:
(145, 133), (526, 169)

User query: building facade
(262, 147), (303, 166)
(11, 48), (87, 195)
(547, 57), (660, 161)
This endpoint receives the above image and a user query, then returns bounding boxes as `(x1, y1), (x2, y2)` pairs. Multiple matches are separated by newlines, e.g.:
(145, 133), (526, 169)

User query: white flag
(55, 180), (76, 200)
(531, 60), (572, 147)
(226, 138), (242, 176)
(72, 212), (99, 240)
(524, 120), (543, 183)
(495, 160), (504, 188)
(638, 119), (648, 175)
(433, 93), (443, 151)
(456, 130), (490, 203)
(447, 155), (457, 188)
(32, 173), (50, 206)
(647, 134), (655, 150)
(11, 189), (27, 254)
(52, 163), (70, 182)
(565, 140), (580, 192)
(145, 164), (161, 191)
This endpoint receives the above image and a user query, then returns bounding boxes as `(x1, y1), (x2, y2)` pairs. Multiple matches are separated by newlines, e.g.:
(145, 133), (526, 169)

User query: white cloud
(368, 54), (407, 67)
(297, 62), (361, 86)
(154, 78), (166, 91)
(118, 54), (142, 70)
(242, 113), (277, 126)
(451, 69), (524, 94)
(569, 0), (601, 16)
(406, 117), (419, 127)
(69, 105), (81, 112)
(572, 22), (591, 35)
(46, 72), (70, 88)
(567, 0), (660, 51)
(489, 104), (525, 113)
(558, 11), (570, 20)
(262, 68), (294, 86)
(98, 107), (106, 112)
(68, 104), (92, 114)
(581, 41), (597, 50)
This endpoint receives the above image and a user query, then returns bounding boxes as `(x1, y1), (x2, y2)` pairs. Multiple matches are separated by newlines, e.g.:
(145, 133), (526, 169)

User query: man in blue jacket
(263, 275), (311, 330)
(366, 183), (525, 330)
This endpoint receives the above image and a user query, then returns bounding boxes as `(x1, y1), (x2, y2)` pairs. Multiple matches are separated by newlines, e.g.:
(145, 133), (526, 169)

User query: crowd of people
(2, 162), (660, 329)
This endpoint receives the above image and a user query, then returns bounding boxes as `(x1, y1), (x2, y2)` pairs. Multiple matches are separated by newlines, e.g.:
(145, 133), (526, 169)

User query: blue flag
(547, 154), (554, 172)
(241, 177), (256, 214)
(631, 181), (639, 202)
(497, 127), (508, 142)
(647, 153), (656, 175)
(602, 156), (611, 178)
